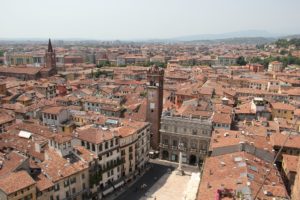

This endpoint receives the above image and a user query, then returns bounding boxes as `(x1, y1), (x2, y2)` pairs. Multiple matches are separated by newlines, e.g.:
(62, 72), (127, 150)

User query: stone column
(176, 142), (184, 175)
(178, 151), (182, 171)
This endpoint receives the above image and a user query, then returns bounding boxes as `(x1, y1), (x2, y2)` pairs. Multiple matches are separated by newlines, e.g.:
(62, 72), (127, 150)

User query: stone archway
(189, 154), (197, 165)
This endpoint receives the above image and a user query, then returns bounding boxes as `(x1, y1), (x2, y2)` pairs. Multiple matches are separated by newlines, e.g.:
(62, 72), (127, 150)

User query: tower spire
(45, 38), (56, 73)
(48, 38), (53, 52)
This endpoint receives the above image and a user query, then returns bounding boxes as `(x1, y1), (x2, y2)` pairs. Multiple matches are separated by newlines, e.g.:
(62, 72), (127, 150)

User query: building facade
(159, 111), (212, 165)
(35, 83), (57, 99)
(268, 61), (283, 72)
(292, 155), (300, 200)
(41, 106), (69, 128)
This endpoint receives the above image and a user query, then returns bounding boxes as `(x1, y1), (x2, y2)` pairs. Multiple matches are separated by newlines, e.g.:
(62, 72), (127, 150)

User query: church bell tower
(45, 38), (56, 72)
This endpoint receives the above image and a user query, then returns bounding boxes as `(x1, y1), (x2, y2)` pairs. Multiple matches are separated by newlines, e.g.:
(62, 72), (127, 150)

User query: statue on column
(176, 142), (185, 175)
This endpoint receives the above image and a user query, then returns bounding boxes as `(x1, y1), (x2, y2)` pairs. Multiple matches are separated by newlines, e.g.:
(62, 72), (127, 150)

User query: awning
(114, 180), (124, 189)
(102, 187), (114, 195)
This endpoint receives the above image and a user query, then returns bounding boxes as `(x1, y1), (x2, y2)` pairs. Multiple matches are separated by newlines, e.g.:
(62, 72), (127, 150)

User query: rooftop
(38, 149), (88, 182)
(197, 152), (288, 200)
(0, 170), (35, 195)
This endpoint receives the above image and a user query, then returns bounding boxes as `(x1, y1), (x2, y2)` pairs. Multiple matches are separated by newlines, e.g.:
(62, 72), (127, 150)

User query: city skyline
(1, 1), (300, 200)
(1, 0), (300, 40)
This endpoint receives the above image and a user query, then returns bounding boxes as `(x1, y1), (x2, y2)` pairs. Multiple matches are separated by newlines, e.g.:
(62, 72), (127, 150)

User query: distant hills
(184, 37), (277, 45)
(169, 30), (280, 41)
(146, 30), (300, 45)
(281, 34), (300, 40)
(0, 30), (300, 45)
(142, 30), (300, 44)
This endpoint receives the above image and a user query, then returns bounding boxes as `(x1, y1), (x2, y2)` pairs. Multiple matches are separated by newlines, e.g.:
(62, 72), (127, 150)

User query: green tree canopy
(236, 56), (247, 66)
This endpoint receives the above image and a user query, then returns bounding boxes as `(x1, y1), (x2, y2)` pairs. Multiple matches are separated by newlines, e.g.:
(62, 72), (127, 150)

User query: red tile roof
(0, 171), (35, 195)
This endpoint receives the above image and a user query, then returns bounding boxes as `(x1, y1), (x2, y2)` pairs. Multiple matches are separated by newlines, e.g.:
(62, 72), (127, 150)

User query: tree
(256, 44), (265, 50)
(236, 56), (247, 66)
(276, 39), (289, 48)
(249, 55), (300, 69)
(95, 69), (101, 78)
(0, 50), (3, 57)
(275, 38), (300, 49)
(96, 64), (103, 68)
(280, 50), (288, 55)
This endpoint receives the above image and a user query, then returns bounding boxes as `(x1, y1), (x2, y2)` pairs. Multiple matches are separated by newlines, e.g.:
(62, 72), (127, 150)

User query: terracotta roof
(115, 126), (136, 138)
(2, 103), (25, 111)
(210, 130), (241, 149)
(74, 126), (116, 144)
(0, 151), (27, 177)
(197, 152), (288, 200)
(84, 96), (120, 106)
(270, 133), (300, 149)
(211, 129), (273, 153)
(214, 104), (233, 114)
(42, 106), (66, 114)
(35, 173), (54, 191)
(271, 102), (295, 111)
(294, 109), (300, 116)
(0, 113), (14, 124)
(52, 134), (72, 144)
(38, 149), (88, 182)
(270, 61), (282, 65)
(0, 67), (41, 75)
(17, 94), (32, 102)
(73, 145), (97, 163)
(235, 102), (255, 114)
(0, 171), (35, 195)
(212, 113), (232, 124)
(124, 99), (147, 122)
(284, 88), (300, 96)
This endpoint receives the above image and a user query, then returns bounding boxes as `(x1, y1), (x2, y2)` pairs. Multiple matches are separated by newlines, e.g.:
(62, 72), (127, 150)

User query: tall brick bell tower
(146, 65), (164, 150)
(45, 38), (57, 74)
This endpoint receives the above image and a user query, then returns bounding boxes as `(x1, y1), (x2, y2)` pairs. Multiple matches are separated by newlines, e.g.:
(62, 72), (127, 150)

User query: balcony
(179, 147), (187, 151)
(159, 143), (169, 149)
(63, 188), (89, 200)
(101, 159), (124, 173)
(199, 150), (207, 155)
(190, 148), (198, 153)
(171, 146), (178, 150)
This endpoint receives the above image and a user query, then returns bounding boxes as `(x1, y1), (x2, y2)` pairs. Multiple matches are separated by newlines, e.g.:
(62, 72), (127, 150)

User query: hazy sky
(1, 0), (300, 40)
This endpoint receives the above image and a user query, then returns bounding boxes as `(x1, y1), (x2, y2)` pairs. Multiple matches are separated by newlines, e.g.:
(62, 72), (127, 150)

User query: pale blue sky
(1, 0), (300, 40)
